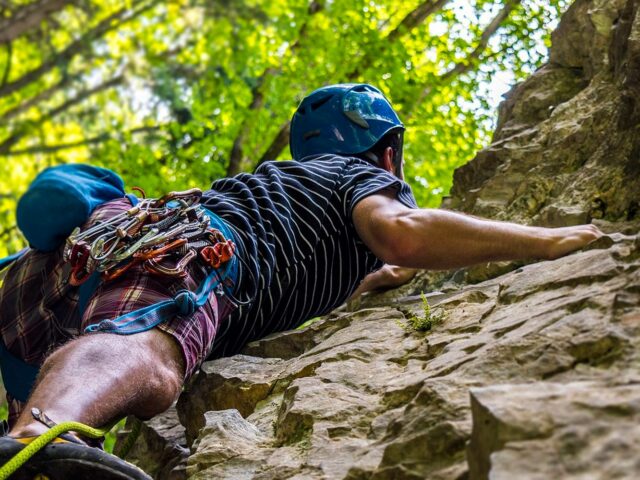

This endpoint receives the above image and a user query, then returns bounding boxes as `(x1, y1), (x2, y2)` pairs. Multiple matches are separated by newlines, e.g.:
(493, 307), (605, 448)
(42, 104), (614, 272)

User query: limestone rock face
(117, 408), (189, 480)
(467, 382), (640, 479)
(162, 234), (639, 480)
(122, 1), (640, 478)
(449, 0), (640, 229)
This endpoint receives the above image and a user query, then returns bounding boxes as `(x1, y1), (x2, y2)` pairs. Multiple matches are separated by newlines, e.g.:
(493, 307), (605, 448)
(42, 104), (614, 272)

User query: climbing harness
(64, 188), (234, 286)
(61, 187), (238, 335)
(0, 177), (237, 476)
(0, 187), (239, 401)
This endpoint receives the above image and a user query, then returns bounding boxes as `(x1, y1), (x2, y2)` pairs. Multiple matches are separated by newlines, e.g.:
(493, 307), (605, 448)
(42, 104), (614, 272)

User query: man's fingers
(546, 224), (605, 260)
(583, 224), (604, 238)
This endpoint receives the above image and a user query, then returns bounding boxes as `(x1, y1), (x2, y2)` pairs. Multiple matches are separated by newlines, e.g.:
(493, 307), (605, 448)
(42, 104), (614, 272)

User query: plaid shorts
(0, 198), (236, 426)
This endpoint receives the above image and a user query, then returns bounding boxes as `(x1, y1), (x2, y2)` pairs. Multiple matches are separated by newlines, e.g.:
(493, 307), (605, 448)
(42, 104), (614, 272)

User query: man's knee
(39, 330), (184, 411)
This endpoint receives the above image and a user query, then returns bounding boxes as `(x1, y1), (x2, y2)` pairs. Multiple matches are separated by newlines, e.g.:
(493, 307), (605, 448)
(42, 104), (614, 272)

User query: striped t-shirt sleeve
(341, 157), (418, 215)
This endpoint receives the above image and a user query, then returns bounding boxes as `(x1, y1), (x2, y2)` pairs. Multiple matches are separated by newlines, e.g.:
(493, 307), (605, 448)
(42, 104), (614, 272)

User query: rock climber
(0, 83), (602, 478)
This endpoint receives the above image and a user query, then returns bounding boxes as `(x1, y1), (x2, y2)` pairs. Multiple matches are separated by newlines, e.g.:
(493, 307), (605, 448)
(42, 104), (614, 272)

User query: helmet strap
(394, 137), (404, 179)
(359, 130), (404, 179)
(363, 151), (380, 164)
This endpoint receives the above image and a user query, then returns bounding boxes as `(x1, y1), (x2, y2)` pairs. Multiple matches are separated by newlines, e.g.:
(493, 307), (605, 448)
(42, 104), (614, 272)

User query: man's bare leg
(9, 329), (184, 438)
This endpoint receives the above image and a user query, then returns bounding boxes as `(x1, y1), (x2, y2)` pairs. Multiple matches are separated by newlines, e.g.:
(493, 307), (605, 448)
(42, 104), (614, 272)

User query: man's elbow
(382, 245), (417, 267)
(372, 210), (425, 267)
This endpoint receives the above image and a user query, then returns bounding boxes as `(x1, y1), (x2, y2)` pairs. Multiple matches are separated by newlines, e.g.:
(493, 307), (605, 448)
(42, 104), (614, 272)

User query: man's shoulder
(296, 153), (377, 167)
(262, 154), (384, 177)
(259, 154), (347, 168)
(256, 154), (351, 177)
(260, 154), (377, 168)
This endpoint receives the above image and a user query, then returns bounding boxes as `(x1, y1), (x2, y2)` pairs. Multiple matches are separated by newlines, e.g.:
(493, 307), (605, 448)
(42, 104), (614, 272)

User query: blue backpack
(0, 164), (131, 272)
(17, 164), (134, 251)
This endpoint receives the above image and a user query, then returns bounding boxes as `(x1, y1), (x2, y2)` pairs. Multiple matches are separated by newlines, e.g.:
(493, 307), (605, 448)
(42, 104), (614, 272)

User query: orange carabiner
(200, 240), (235, 269)
(144, 249), (197, 278)
(102, 259), (142, 282)
(136, 238), (187, 260)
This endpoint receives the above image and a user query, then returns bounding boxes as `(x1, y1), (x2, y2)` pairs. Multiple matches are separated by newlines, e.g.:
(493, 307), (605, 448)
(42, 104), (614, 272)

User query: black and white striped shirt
(201, 154), (417, 358)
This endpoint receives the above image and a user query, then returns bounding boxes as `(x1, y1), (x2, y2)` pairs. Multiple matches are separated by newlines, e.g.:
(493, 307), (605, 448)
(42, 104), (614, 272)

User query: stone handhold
(116, 407), (189, 480)
(533, 204), (590, 227)
(582, 232), (638, 251)
(462, 260), (524, 285)
(187, 409), (268, 478)
(467, 381), (640, 480)
(242, 311), (357, 359)
(177, 354), (285, 445)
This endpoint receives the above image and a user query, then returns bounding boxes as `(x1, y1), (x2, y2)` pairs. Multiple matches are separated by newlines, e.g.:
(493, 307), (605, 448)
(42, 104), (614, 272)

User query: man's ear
(381, 147), (395, 174)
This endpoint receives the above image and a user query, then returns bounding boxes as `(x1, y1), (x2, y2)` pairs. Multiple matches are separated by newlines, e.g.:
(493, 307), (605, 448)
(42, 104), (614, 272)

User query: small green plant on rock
(400, 292), (446, 333)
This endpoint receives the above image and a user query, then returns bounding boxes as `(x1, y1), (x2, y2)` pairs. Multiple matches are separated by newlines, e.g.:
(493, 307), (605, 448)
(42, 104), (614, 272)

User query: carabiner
(90, 234), (121, 262)
(112, 228), (160, 262)
(136, 238), (187, 261)
(68, 241), (93, 286)
(199, 240), (235, 269)
(152, 188), (203, 208)
(144, 249), (197, 278)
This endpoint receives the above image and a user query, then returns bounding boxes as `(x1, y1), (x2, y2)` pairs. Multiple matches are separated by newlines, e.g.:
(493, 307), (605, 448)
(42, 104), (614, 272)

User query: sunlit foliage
(0, 0), (568, 256)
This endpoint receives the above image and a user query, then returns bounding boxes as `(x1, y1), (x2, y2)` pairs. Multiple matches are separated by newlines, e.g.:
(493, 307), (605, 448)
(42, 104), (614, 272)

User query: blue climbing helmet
(290, 83), (404, 160)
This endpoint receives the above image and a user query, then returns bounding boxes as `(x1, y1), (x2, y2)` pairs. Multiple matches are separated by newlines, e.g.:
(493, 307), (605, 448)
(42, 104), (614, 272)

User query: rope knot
(175, 290), (198, 316)
(85, 320), (118, 333)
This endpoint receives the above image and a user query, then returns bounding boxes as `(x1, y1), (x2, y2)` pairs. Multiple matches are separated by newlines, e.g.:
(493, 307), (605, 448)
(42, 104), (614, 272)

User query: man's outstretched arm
(353, 191), (603, 270)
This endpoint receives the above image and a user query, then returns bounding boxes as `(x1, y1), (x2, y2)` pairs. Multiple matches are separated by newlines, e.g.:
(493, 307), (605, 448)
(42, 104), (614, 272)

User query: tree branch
(257, 121), (290, 166)
(1, 125), (161, 156)
(226, 0), (325, 175)
(347, 0), (452, 82)
(386, 0), (451, 43)
(226, 69), (273, 175)
(0, 0), (155, 99)
(0, 75), (125, 154)
(259, 0), (452, 163)
(408, 0), (522, 116)
(0, 0), (72, 44)
(1, 41), (11, 87)
(442, 0), (521, 81)
(1, 39), (178, 121)
(0, 74), (77, 121)
(48, 74), (124, 118)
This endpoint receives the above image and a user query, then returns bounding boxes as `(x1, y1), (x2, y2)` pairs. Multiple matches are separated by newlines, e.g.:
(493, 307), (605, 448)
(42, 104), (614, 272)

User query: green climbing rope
(0, 420), (110, 480)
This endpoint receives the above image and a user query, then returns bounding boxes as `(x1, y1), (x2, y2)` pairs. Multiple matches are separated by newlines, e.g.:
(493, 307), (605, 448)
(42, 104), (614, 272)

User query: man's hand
(348, 265), (417, 301)
(542, 224), (604, 260)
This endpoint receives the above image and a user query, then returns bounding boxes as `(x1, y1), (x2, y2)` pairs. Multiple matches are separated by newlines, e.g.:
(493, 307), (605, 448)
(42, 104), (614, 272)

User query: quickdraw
(200, 240), (235, 269)
(64, 189), (235, 285)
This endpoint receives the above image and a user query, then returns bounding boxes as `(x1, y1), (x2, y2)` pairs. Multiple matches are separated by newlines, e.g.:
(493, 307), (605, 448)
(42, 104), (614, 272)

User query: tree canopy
(0, 0), (568, 256)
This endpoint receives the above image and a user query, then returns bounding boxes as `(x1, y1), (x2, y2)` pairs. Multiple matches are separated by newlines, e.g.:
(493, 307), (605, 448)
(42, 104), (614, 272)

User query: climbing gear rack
(64, 189), (235, 286)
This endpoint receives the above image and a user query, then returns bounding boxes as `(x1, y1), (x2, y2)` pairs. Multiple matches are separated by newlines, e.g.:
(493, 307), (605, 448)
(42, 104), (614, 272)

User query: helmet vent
(344, 110), (369, 129)
(310, 95), (332, 111)
(303, 129), (321, 140)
